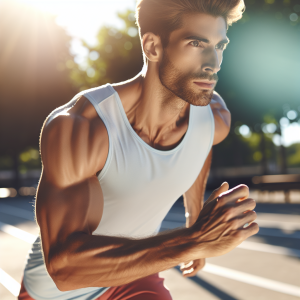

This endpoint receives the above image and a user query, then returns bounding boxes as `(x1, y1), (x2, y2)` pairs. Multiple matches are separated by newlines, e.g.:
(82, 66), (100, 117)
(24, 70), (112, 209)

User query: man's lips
(193, 81), (216, 89)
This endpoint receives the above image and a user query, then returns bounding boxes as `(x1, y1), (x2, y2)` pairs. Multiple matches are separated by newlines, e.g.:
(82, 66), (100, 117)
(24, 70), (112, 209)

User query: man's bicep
(36, 175), (104, 270)
(36, 112), (106, 264)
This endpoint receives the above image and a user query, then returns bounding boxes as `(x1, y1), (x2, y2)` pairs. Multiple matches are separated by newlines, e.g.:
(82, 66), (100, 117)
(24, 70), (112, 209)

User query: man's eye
(216, 44), (227, 50)
(190, 40), (202, 47)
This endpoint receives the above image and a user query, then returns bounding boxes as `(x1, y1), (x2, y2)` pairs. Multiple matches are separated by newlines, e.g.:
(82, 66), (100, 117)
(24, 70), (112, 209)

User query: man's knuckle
(217, 195), (226, 205)
(240, 185), (249, 194)
(223, 209), (232, 221)
(248, 198), (256, 206)
(233, 230), (243, 240)
(250, 210), (257, 219)
(231, 219), (239, 228)
(251, 223), (259, 233)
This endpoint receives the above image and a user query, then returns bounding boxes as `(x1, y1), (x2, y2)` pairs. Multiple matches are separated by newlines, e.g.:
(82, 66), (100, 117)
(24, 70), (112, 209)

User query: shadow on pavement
(174, 266), (238, 300)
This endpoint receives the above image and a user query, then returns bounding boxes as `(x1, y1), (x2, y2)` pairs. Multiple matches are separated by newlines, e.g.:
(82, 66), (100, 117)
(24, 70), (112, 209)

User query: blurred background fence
(0, 0), (299, 201)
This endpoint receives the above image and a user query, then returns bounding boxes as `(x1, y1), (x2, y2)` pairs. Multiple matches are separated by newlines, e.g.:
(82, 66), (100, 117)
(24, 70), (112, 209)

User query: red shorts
(18, 273), (172, 300)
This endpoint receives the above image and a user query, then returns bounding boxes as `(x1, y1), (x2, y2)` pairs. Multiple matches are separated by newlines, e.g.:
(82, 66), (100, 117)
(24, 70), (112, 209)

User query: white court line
(238, 241), (300, 258)
(202, 263), (300, 297)
(0, 203), (34, 221)
(257, 219), (300, 231)
(0, 221), (36, 243)
(0, 268), (21, 297)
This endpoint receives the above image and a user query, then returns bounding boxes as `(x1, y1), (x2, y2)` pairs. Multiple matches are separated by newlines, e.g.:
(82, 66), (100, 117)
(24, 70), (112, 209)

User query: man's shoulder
(43, 96), (104, 135)
(40, 96), (109, 186)
(209, 92), (231, 145)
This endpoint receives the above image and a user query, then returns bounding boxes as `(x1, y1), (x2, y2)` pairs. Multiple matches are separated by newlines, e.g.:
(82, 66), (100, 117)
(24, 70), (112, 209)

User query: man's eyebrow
(184, 36), (209, 43)
(184, 35), (230, 45)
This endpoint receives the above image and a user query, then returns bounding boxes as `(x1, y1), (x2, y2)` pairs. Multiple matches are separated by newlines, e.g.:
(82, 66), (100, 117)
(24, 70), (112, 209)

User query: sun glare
(18, 0), (62, 14)
(17, 0), (136, 52)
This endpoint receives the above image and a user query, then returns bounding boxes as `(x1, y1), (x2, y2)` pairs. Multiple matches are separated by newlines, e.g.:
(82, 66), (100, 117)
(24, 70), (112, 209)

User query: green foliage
(70, 10), (143, 91)
(0, 155), (13, 171)
(287, 143), (300, 166)
(19, 148), (41, 173)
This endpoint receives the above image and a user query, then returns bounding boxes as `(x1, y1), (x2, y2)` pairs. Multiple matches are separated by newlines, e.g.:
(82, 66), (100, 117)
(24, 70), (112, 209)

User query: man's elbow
(46, 254), (109, 291)
(46, 254), (76, 291)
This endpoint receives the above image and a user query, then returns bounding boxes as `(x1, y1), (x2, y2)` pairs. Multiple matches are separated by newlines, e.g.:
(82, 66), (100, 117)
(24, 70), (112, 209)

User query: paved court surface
(1, 196), (300, 300)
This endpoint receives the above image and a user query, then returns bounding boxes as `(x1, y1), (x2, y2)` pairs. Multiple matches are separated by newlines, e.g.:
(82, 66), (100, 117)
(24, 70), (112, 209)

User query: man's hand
(180, 258), (206, 277)
(188, 183), (259, 259)
(180, 183), (229, 277)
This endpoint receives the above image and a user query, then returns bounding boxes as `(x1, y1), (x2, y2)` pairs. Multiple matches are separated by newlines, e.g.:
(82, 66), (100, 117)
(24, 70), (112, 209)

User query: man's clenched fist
(187, 183), (259, 261)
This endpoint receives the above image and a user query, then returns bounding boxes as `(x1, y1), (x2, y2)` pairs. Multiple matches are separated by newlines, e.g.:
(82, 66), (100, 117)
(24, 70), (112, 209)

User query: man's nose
(201, 49), (221, 74)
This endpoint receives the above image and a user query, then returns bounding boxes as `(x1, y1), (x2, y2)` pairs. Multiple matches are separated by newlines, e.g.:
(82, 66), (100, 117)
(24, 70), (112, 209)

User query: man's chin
(160, 80), (213, 107)
(186, 90), (214, 107)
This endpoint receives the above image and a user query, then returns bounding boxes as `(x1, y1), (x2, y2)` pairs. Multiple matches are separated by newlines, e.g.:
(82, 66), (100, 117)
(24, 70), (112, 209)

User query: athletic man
(19, 0), (258, 299)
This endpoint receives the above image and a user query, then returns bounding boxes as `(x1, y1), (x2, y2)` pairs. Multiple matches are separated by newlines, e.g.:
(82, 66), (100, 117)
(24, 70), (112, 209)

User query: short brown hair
(136, 0), (245, 47)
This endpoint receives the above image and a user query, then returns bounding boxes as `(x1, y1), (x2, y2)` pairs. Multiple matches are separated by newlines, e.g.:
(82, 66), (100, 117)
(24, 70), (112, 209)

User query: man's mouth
(193, 81), (216, 89)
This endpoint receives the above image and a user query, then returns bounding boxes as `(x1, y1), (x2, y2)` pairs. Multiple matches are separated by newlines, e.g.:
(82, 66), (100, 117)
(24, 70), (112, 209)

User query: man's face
(159, 13), (228, 106)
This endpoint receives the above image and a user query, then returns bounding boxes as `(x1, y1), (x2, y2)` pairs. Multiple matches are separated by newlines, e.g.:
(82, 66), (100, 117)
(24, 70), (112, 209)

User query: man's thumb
(218, 181), (229, 195)
(206, 182), (229, 205)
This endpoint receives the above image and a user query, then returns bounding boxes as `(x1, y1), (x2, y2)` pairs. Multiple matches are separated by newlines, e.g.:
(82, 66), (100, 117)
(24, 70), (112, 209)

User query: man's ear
(142, 33), (163, 63)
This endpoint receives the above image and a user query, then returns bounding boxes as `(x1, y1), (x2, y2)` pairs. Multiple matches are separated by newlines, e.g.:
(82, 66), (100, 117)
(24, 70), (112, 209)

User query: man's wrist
(159, 226), (199, 264)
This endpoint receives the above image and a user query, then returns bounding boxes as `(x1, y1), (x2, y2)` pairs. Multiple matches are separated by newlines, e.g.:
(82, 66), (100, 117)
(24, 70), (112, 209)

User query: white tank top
(23, 84), (214, 300)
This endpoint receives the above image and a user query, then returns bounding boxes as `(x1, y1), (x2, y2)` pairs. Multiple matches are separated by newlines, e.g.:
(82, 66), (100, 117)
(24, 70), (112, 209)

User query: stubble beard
(158, 52), (218, 107)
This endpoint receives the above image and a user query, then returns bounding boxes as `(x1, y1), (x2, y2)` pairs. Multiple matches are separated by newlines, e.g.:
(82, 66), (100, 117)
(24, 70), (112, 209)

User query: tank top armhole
(207, 105), (215, 157)
(83, 93), (113, 181)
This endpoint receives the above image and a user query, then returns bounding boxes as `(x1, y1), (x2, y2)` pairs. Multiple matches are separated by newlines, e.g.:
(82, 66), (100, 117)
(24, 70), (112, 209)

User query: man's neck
(113, 64), (190, 150)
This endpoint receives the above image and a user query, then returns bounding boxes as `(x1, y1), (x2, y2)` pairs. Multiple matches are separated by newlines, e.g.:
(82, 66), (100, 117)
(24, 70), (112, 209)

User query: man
(19, 0), (258, 299)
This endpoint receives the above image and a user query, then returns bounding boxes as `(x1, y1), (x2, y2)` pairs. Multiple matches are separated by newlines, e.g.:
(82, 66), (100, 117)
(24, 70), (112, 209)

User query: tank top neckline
(107, 84), (194, 155)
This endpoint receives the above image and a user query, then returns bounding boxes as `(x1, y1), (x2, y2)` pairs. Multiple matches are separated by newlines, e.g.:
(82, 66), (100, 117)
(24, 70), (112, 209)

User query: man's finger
(180, 261), (193, 271)
(183, 260), (205, 277)
(183, 269), (198, 277)
(205, 182), (229, 205)
(217, 184), (249, 205)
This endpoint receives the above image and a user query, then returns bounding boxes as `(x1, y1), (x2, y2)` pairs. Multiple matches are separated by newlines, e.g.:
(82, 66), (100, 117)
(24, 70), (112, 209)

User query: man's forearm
(47, 226), (197, 291)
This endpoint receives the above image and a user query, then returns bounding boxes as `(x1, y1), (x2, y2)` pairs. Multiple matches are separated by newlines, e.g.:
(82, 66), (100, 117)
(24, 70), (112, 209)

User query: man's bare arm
(180, 149), (212, 277)
(36, 97), (258, 292)
(183, 149), (212, 227)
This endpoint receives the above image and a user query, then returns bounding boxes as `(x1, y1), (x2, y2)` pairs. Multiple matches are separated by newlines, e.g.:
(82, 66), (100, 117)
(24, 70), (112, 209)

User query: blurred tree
(70, 10), (143, 91)
(0, 0), (76, 188)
